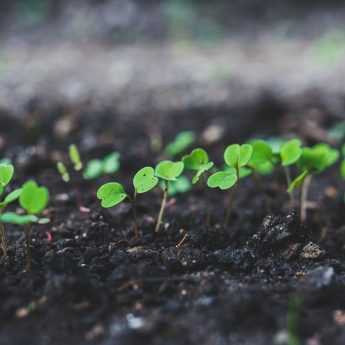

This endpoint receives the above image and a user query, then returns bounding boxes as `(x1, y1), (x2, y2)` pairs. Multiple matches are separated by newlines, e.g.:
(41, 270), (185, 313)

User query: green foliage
(168, 176), (192, 196)
(0, 189), (22, 208)
(164, 131), (195, 157)
(248, 140), (274, 175)
(207, 168), (238, 190)
(57, 162), (70, 182)
(182, 148), (214, 183)
(0, 164), (14, 187)
(19, 180), (49, 215)
(0, 213), (38, 225)
(133, 167), (159, 194)
(280, 139), (303, 167)
(83, 153), (120, 180)
(97, 182), (127, 208)
(224, 144), (253, 168)
(155, 160), (184, 181)
(69, 144), (83, 171)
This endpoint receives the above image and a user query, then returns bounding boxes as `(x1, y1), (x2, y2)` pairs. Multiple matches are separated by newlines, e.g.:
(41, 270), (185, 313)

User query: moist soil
(0, 105), (345, 345)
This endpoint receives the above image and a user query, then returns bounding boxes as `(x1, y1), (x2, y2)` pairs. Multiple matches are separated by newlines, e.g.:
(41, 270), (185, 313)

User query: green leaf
(164, 131), (195, 157)
(97, 182), (127, 208)
(19, 181), (49, 215)
(182, 148), (210, 170)
(192, 161), (214, 184)
(155, 160), (184, 181)
(249, 140), (273, 167)
(207, 169), (238, 190)
(57, 162), (70, 182)
(102, 152), (120, 174)
(83, 159), (103, 180)
(168, 176), (192, 196)
(288, 170), (309, 193)
(69, 144), (83, 171)
(1, 188), (22, 206)
(0, 163), (14, 187)
(224, 144), (253, 168)
(133, 167), (159, 194)
(280, 139), (303, 166)
(0, 212), (38, 225)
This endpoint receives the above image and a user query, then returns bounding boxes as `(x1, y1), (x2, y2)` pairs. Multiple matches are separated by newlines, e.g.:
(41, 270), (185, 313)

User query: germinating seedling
(0, 163), (22, 257)
(56, 144), (83, 183)
(288, 143), (339, 223)
(154, 160), (184, 232)
(207, 144), (253, 225)
(0, 180), (49, 269)
(97, 166), (159, 238)
(83, 152), (120, 180)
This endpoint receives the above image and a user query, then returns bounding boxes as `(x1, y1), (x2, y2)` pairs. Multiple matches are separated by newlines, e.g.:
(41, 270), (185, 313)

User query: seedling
(182, 148), (214, 184)
(207, 144), (253, 225)
(83, 152), (120, 180)
(288, 143), (339, 223)
(247, 139), (275, 176)
(167, 176), (192, 196)
(164, 131), (195, 157)
(97, 166), (159, 237)
(0, 163), (21, 257)
(0, 180), (49, 269)
(154, 160), (184, 232)
(56, 144), (83, 183)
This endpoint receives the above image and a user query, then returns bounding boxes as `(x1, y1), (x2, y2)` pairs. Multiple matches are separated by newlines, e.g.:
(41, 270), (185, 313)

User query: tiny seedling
(288, 143), (339, 223)
(0, 180), (49, 269)
(154, 160), (184, 232)
(182, 148), (214, 184)
(83, 152), (120, 180)
(97, 167), (159, 238)
(208, 144), (253, 225)
(248, 139), (275, 176)
(0, 163), (21, 257)
(56, 144), (83, 183)
(164, 131), (195, 157)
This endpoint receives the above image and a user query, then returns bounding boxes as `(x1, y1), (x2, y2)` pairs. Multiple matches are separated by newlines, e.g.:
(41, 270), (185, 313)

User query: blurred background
(1, 0), (345, 118)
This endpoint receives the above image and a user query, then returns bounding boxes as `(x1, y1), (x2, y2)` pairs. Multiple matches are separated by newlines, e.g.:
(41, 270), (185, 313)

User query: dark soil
(0, 105), (345, 345)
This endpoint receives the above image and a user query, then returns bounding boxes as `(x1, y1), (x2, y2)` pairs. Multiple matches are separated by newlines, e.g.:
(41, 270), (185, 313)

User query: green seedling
(0, 180), (49, 269)
(164, 131), (195, 157)
(97, 167), (159, 238)
(154, 160), (184, 232)
(288, 143), (339, 223)
(0, 163), (21, 257)
(56, 144), (83, 183)
(248, 139), (274, 175)
(182, 148), (214, 184)
(208, 144), (253, 225)
(83, 152), (120, 180)
(166, 176), (192, 196)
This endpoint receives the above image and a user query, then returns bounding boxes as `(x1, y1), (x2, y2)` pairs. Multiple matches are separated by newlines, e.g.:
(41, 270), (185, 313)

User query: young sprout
(0, 180), (49, 269)
(288, 143), (339, 223)
(164, 131), (195, 157)
(69, 144), (83, 171)
(83, 152), (120, 180)
(280, 139), (303, 198)
(154, 160), (184, 232)
(0, 163), (21, 257)
(248, 139), (274, 175)
(208, 144), (253, 225)
(182, 148), (214, 184)
(97, 167), (158, 238)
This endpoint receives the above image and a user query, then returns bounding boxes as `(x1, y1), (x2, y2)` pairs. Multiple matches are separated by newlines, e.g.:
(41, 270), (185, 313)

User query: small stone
(300, 242), (325, 259)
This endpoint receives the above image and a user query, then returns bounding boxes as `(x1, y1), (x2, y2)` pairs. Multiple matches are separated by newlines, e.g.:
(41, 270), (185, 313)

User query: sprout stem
(155, 183), (168, 233)
(284, 167), (294, 205)
(0, 222), (7, 257)
(300, 175), (312, 224)
(24, 224), (33, 271)
(224, 167), (239, 226)
(132, 191), (139, 238)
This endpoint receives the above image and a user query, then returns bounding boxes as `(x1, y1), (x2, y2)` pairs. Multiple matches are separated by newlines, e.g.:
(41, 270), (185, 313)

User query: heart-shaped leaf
(207, 169), (238, 190)
(280, 139), (302, 166)
(97, 182), (127, 208)
(19, 180), (49, 215)
(155, 161), (184, 181)
(224, 144), (253, 168)
(0, 164), (14, 187)
(133, 167), (159, 194)
(249, 140), (273, 167)
(192, 162), (214, 184)
(183, 148), (210, 170)
(0, 212), (38, 225)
